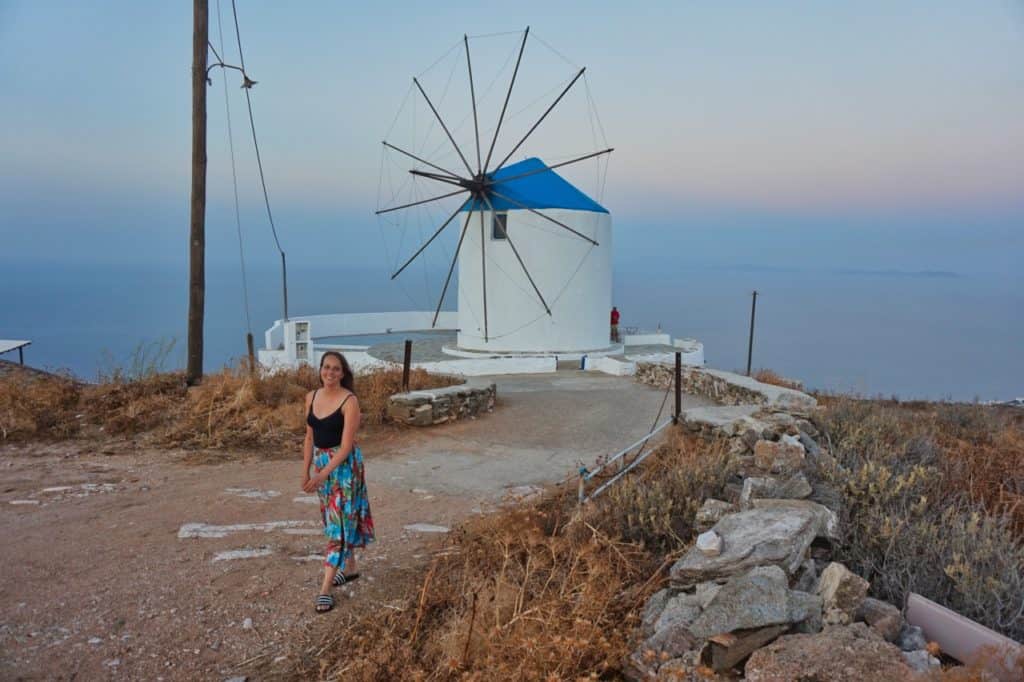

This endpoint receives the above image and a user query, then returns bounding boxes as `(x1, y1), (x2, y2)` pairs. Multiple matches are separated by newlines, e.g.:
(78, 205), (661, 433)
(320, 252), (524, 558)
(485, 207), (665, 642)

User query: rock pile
(624, 393), (939, 680)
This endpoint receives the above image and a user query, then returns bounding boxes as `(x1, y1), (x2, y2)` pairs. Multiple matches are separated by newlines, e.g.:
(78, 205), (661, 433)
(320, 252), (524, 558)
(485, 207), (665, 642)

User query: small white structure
(455, 158), (612, 354)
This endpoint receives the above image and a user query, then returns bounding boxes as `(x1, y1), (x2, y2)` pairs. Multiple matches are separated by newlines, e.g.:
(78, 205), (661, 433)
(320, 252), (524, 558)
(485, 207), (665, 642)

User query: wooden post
(246, 332), (256, 374)
(402, 339), (413, 392)
(674, 351), (682, 424)
(186, 0), (209, 386)
(746, 290), (758, 377)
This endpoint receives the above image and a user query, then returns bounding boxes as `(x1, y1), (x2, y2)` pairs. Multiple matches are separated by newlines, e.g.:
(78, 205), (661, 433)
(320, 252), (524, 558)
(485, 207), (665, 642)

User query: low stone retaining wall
(636, 364), (816, 412)
(386, 380), (496, 426)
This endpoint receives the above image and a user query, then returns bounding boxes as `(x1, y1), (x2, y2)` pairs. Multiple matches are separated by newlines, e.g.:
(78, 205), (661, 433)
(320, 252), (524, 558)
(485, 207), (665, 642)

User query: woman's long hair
(319, 351), (355, 393)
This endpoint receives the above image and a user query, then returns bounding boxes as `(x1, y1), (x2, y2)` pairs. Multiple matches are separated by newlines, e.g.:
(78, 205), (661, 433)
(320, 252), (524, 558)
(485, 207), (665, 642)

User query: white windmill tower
(377, 28), (615, 355)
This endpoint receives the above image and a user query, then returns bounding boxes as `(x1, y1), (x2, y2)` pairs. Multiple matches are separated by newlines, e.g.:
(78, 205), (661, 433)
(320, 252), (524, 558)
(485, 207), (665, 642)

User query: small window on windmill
(492, 212), (508, 240)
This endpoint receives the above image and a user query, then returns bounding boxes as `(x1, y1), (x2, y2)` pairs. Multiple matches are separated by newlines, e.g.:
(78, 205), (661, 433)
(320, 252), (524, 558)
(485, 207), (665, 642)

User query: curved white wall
(264, 311), (458, 349)
(456, 209), (612, 352)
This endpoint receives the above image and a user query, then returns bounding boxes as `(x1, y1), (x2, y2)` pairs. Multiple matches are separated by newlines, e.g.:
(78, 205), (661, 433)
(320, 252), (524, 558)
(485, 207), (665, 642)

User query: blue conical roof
(461, 157), (608, 214)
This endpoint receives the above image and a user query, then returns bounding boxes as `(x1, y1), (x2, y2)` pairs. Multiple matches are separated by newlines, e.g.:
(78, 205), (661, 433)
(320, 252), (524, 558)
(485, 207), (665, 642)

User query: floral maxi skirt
(313, 446), (375, 570)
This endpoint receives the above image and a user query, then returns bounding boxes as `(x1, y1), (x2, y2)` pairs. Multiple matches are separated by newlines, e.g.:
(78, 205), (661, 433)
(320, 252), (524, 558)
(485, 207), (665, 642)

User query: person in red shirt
(610, 306), (621, 343)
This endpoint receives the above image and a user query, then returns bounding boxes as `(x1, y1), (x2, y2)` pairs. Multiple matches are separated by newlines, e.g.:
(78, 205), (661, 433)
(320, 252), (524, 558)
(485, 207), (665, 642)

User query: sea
(1, 261), (1020, 402)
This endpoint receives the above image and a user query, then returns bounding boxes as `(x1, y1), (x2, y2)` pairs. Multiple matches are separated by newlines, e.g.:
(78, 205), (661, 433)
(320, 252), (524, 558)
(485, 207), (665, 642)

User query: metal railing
(577, 351), (683, 503)
(577, 417), (675, 503)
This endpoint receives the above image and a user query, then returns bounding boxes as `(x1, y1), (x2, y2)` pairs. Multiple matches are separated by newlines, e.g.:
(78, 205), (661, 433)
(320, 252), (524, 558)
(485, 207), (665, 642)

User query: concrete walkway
(368, 370), (715, 497)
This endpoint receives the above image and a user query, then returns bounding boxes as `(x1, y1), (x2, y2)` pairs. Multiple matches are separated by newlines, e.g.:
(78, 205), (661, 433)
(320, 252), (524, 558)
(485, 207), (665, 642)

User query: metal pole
(280, 252), (289, 321)
(186, 0), (208, 385)
(674, 351), (681, 424)
(18, 347), (24, 365)
(746, 290), (758, 376)
(402, 339), (413, 392)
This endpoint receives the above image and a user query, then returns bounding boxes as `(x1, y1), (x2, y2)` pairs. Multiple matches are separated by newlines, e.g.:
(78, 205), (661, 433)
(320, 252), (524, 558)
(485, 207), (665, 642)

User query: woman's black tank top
(307, 390), (350, 449)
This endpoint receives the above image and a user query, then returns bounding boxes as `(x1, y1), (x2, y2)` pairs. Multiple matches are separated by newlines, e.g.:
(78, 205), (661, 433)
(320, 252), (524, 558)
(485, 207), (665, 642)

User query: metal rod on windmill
(483, 27), (529, 174)
(491, 67), (586, 174)
(480, 193), (550, 316)
(432, 210), (474, 328)
(478, 198), (489, 340)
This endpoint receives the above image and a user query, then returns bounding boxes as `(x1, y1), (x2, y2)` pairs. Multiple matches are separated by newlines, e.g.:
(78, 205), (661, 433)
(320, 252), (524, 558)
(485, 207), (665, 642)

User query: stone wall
(635, 363), (816, 413)
(386, 381), (496, 427)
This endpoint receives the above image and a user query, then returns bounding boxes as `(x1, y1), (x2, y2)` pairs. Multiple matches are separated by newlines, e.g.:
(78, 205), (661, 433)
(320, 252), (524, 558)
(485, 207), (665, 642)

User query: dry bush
(592, 431), (737, 551)
(281, 429), (734, 680)
(936, 411), (1024, 532)
(163, 365), (461, 451)
(161, 366), (313, 449)
(818, 399), (1024, 529)
(289, 499), (654, 680)
(816, 398), (1024, 641)
(81, 372), (187, 435)
(355, 367), (462, 426)
(0, 358), (462, 450)
(934, 644), (1024, 681)
(751, 368), (804, 391)
(0, 371), (81, 441)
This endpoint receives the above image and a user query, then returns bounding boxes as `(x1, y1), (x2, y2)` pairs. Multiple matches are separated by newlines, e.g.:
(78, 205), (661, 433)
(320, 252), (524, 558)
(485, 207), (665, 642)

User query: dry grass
(0, 368), (81, 441)
(0, 363), (461, 451)
(281, 431), (734, 680)
(933, 644), (1024, 681)
(592, 431), (737, 551)
(292, 504), (652, 680)
(819, 398), (1024, 530)
(751, 368), (804, 391)
(83, 372), (188, 437)
(163, 365), (459, 450)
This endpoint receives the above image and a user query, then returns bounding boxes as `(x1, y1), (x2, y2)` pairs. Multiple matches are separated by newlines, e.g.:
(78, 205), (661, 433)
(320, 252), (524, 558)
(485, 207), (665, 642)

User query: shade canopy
(461, 157), (608, 214)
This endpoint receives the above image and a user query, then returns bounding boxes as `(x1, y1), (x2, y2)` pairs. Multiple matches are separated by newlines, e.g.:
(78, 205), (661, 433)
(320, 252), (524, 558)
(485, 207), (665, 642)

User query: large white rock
(670, 507), (824, 587)
(696, 530), (723, 556)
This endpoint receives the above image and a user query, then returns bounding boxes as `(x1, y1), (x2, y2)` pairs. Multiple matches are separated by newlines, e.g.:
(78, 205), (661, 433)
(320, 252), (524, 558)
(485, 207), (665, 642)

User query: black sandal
(315, 594), (334, 613)
(332, 572), (360, 587)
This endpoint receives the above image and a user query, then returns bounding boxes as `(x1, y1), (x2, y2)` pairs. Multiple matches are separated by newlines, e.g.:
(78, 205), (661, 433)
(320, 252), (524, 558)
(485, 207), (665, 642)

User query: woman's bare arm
(301, 391), (314, 485)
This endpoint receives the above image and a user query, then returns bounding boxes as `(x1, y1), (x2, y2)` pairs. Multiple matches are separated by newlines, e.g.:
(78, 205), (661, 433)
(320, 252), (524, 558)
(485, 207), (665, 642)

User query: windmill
(377, 28), (614, 352)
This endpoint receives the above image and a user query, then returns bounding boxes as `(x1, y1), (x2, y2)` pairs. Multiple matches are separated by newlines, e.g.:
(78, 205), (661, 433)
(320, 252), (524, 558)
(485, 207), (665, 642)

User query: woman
(301, 351), (375, 613)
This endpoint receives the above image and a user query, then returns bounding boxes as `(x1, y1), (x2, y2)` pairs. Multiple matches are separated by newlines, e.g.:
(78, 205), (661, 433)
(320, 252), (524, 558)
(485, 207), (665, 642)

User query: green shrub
(817, 398), (1024, 641)
(591, 431), (737, 552)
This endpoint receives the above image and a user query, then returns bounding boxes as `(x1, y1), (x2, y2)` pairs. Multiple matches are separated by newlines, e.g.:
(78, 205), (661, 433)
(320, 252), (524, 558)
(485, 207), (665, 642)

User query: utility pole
(187, 0), (208, 385)
(746, 290), (758, 376)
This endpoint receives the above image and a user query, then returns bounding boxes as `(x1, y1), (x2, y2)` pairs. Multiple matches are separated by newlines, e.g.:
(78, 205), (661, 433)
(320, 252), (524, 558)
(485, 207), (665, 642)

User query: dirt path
(0, 440), (479, 680)
(0, 372), (712, 680)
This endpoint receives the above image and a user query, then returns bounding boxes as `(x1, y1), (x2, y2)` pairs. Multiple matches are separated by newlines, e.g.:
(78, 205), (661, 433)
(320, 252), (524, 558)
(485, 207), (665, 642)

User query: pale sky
(1, 1), (1022, 276)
